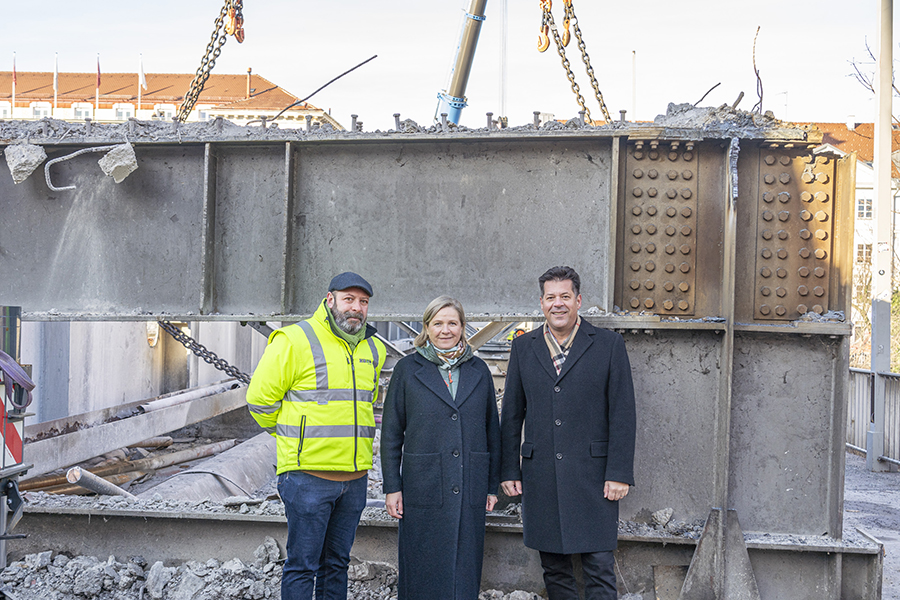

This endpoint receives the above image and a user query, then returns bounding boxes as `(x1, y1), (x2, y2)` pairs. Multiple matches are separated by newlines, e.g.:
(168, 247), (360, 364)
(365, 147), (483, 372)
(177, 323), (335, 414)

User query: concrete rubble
(96, 143), (138, 184)
(0, 100), (812, 154)
(3, 143), (47, 184)
(0, 546), (543, 600)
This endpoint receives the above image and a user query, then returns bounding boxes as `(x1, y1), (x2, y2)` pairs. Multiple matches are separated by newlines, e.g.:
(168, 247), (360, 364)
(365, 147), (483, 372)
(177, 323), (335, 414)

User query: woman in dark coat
(381, 296), (501, 600)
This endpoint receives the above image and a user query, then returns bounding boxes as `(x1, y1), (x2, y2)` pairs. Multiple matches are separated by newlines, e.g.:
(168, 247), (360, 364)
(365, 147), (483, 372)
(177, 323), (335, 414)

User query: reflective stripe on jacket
(246, 301), (386, 474)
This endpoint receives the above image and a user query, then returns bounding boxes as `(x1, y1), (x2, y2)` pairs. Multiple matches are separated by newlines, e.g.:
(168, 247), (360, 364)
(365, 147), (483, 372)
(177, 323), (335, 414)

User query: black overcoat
(500, 321), (636, 554)
(381, 352), (501, 600)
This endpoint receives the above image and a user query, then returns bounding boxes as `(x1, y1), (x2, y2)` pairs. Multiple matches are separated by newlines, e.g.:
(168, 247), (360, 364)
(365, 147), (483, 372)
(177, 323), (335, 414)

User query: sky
(3, 0), (895, 131)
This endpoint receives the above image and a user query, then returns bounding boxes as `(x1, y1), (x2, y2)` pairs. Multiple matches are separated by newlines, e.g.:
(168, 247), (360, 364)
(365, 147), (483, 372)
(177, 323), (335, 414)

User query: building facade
(0, 69), (342, 129)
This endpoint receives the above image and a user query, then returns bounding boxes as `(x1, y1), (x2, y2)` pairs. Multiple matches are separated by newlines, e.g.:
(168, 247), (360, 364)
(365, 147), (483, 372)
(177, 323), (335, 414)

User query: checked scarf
(544, 317), (581, 375)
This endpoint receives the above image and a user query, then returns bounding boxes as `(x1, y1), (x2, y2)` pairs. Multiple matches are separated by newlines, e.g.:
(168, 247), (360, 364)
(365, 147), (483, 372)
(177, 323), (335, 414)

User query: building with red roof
(0, 69), (341, 129)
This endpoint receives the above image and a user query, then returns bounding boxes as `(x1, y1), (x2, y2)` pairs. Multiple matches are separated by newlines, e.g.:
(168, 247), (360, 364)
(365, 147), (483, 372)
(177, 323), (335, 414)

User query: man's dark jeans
(278, 470), (368, 600)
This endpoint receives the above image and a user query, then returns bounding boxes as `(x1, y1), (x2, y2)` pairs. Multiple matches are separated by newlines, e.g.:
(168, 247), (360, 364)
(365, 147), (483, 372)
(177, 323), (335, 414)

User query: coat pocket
(590, 440), (609, 457)
(466, 451), (491, 507)
(520, 442), (534, 459)
(401, 452), (443, 508)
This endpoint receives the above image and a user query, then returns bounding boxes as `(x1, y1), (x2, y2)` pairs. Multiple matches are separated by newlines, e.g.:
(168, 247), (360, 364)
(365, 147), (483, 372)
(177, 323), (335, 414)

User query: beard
(331, 306), (365, 335)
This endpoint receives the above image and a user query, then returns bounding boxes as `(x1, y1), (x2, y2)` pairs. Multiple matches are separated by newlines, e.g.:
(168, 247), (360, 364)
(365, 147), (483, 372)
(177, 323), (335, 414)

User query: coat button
(556, 453), (563, 460)
(451, 413), (458, 420)
(554, 386), (561, 393)
(555, 419), (562, 426)
(452, 486), (460, 494)
(452, 450), (460, 457)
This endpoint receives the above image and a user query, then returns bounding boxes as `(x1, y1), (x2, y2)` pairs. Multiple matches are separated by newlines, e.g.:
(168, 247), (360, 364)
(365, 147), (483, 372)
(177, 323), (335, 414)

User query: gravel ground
(843, 451), (900, 600)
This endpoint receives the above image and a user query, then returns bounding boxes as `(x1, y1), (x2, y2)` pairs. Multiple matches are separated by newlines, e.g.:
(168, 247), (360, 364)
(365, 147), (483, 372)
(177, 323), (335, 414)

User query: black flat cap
(328, 272), (374, 297)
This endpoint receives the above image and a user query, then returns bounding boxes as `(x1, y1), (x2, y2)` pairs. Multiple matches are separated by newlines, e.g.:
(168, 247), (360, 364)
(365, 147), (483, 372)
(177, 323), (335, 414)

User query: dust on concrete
(843, 451), (900, 600)
(0, 101), (812, 149)
(652, 102), (809, 139)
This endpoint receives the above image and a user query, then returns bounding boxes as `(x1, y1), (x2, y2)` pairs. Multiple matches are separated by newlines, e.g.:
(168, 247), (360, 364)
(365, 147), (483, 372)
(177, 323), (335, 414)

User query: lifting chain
(537, 0), (610, 124)
(538, 0), (591, 124)
(563, 1), (611, 123)
(175, 0), (245, 123)
(158, 321), (251, 385)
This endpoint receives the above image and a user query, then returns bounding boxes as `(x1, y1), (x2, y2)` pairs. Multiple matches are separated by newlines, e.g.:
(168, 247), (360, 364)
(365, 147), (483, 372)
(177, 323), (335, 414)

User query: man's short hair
(539, 266), (581, 296)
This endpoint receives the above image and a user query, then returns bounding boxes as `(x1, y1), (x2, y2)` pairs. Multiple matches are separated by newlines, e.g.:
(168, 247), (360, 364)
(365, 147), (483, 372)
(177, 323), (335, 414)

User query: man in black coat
(501, 266), (636, 600)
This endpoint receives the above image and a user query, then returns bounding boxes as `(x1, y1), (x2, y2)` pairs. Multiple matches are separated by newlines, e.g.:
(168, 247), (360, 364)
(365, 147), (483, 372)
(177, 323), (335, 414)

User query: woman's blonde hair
(414, 296), (468, 348)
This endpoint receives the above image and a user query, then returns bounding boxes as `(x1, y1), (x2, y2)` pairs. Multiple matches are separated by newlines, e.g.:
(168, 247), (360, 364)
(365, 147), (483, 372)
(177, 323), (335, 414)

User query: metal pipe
(43, 471), (146, 496)
(127, 436), (173, 449)
(138, 382), (234, 414)
(868, 0), (893, 474)
(436, 0), (488, 125)
(878, 455), (900, 466)
(21, 439), (236, 491)
(846, 442), (867, 454)
(66, 466), (136, 498)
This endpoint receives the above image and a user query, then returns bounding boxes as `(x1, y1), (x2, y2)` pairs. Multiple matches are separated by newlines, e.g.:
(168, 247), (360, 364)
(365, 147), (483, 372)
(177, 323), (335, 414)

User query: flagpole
(95, 54), (100, 112)
(53, 52), (58, 114)
(138, 54), (143, 112)
(11, 52), (15, 118)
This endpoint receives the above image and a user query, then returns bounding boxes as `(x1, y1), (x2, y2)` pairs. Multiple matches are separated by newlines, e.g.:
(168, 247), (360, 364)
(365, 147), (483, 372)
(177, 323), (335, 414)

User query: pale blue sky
(4, 1), (890, 130)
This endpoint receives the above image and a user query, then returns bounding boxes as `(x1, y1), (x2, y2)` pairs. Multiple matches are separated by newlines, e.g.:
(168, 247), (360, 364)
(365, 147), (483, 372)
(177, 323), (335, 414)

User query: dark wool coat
(500, 321), (636, 554)
(381, 352), (501, 600)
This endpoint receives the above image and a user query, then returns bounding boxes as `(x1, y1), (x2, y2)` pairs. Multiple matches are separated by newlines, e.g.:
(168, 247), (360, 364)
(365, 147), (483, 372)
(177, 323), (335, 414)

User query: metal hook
(44, 145), (118, 192)
(538, 25), (551, 52)
(561, 18), (571, 47)
(538, 0), (552, 52)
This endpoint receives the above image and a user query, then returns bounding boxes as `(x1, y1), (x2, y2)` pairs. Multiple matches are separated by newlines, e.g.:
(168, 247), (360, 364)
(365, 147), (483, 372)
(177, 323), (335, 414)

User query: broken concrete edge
(18, 504), (882, 555)
(0, 103), (816, 148)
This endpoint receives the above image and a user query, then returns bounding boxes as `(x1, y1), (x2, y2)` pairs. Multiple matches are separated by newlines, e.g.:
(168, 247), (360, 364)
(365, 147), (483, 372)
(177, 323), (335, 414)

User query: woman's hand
(486, 494), (498, 512)
(386, 491), (404, 519)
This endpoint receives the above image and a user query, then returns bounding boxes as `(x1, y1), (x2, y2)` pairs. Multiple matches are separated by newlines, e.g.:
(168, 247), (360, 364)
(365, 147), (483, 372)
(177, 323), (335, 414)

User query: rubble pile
(0, 101), (811, 149)
(653, 102), (807, 139)
(1, 548), (546, 600)
(0, 542), (283, 600)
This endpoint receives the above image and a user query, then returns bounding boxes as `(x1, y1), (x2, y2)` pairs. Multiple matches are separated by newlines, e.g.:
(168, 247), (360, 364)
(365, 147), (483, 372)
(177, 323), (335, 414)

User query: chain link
(564, 2), (611, 123)
(541, 5), (591, 124)
(175, 1), (241, 123)
(158, 321), (251, 385)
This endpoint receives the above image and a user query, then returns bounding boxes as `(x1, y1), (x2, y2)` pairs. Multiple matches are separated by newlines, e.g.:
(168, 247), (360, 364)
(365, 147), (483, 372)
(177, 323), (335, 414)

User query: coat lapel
(413, 354), (457, 408)
(453, 359), (484, 408)
(556, 323), (594, 383)
(529, 328), (558, 380)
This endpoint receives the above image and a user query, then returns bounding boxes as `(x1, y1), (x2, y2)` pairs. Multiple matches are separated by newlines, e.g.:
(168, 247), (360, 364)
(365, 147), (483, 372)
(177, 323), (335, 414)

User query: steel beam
(25, 387), (246, 478)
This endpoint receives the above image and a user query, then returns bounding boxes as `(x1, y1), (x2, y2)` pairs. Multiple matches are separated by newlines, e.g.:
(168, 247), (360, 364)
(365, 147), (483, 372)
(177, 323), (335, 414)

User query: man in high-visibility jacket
(247, 272), (386, 600)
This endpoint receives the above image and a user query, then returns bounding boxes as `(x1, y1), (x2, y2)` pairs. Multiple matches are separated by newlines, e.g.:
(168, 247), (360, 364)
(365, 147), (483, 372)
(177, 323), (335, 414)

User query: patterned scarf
(416, 340), (474, 400)
(544, 317), (581, 375)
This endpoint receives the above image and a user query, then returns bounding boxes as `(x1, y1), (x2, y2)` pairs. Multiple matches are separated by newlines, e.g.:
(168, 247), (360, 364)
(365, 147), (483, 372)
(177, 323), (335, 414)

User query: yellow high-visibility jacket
(246, 301), (386, 474)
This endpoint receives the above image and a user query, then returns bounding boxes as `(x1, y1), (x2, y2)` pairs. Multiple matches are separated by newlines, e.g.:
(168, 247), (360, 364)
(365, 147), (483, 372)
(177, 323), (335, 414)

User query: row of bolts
(38, 108), (630, 137)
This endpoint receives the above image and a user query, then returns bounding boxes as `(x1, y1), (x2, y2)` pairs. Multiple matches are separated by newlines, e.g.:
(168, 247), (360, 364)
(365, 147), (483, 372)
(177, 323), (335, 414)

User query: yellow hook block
(538, 24), (550, 52)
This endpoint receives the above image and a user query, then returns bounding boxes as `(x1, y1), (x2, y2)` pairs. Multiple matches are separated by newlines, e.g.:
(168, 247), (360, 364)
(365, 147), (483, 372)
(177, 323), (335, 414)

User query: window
(0, 102), (10, 119)
(857, 195), (873, 219)
(857, 244), (872, 263)
(114, 103), (134, 120)
(153, 104), (176, 121)
(31, 102), (51, 118)
(73, 103), (93, 120)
